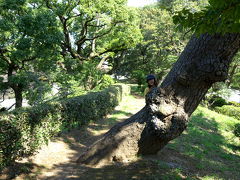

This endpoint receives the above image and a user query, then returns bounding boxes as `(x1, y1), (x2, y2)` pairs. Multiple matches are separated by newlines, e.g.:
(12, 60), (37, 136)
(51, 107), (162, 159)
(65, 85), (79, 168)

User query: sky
(127, 0), (157, 7)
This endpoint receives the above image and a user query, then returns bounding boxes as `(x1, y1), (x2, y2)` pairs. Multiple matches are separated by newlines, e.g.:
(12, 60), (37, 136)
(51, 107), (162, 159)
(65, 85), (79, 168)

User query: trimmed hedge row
(228, 101), (240, 107)
(215, 105), (240, 120)
(0, 84), (130, 171)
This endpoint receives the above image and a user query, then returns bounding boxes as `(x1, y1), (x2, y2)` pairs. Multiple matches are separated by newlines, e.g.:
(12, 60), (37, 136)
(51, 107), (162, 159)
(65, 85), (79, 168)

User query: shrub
(234, 123), (240, 138)
(131, 70), (146, 86)
(0, 84), (130, 171)
(215, 105), (240, 120)
(201, 82), (231, 107)
(228, 101), (240, 107)
(209, 96), (228, 108)
(95, 74), (115, 90)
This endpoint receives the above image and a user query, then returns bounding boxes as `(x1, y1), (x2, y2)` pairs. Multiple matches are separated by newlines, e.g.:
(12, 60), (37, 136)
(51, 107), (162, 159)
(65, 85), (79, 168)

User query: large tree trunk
(77, 33), (240, 167)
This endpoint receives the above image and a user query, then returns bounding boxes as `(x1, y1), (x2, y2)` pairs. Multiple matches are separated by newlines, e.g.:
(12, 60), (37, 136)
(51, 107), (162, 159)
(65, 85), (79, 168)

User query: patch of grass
(164, 106), (240, 179)
(105, 95), (144, 126)
(129, 84), (145, 97)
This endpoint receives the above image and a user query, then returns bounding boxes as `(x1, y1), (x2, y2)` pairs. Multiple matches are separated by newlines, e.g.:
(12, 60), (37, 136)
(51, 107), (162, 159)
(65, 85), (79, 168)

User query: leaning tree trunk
(77, 33), (240, 167)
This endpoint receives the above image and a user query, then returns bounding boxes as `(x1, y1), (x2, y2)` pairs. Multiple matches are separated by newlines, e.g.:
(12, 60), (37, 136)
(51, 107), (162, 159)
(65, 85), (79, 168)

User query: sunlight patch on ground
(28, 141), (76, 168)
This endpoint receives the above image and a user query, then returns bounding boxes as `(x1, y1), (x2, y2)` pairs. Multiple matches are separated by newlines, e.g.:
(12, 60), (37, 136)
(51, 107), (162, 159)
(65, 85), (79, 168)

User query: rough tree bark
(77, 33), (240, 167)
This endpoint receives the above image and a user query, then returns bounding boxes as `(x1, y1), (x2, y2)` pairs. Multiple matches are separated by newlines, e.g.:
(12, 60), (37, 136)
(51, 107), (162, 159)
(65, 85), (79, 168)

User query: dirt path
(12, 95), (146, 180)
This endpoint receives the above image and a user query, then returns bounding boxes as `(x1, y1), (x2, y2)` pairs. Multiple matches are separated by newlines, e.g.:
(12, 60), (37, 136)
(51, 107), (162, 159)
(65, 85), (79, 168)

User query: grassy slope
(157, 106), (240, 180)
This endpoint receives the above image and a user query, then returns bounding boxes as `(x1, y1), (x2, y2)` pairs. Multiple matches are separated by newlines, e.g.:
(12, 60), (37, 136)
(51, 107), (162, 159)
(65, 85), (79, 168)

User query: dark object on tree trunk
(77, 33), (240, 167)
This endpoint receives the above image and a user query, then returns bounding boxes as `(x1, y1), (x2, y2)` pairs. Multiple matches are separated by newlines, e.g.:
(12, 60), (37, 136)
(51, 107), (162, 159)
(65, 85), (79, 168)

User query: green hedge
(215, 105), (240, 120)
(0, 84), (130, 171)
(228, 101), (240, 107)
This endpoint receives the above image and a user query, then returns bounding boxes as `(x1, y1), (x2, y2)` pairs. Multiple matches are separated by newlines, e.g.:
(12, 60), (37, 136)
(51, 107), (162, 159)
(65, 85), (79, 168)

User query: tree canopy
(173, 0), (240, 34)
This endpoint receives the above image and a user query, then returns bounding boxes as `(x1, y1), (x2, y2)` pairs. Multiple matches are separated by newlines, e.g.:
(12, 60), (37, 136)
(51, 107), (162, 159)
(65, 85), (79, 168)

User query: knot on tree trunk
(144, 87), (188, 139)
(137, 87), (188, 155)
(145, 87), (176, 135)
(210, 60), (228, 82)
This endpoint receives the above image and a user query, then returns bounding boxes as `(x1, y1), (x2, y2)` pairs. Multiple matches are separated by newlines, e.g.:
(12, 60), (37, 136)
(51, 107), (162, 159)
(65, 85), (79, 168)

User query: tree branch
(86, 21), (124, 41)
(19, 56), (37, 70)
(0, 90), (6, 103)
(0, 48), (11, 65)
(44, 0), (54, 9)
(59, 15), (82, 60)
(7, 103), (16, 111)
(76, 17), (95, 48)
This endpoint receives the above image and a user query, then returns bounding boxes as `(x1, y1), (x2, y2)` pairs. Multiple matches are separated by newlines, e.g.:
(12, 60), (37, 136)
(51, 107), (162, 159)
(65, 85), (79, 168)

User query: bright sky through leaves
(127, 0), (157, 7)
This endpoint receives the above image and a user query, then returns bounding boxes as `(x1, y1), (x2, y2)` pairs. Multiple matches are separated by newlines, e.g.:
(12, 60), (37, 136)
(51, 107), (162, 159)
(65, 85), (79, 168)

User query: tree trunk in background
(7, 65), (23, 108)
(13, 86), (23, 108)
(77, 33), (240, 167)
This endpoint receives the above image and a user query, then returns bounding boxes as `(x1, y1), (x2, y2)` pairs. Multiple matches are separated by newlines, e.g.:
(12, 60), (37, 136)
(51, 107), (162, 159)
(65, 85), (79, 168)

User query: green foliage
(116, 5), (186, 82)
(228, 53), (240, 89)
(0, 0), (62, 107)
(21, 73), (52, 105)
(130, 84), (146, 96)
(173, 0), (240, 34)
(96, 74), (115, 90)
(54, 62), (115, 98)
(131, 70), (146, 86)
(229, 101), (240, 107)
(79, 65), (115, 91)
(209, 96), (228, 108)
(80, 62), (105, 91)
(42, 0), (142, 60)
(215, 105), (240, 120)
(202, 82), (231, 107)
(0, 84), (130, 171)
(0, 119), (22, 170)
(234, 123), (240, 138)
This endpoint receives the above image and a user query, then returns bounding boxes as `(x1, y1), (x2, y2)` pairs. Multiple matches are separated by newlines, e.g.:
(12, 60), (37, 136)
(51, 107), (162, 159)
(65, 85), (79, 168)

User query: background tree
(41, 0), (142, 95)
(42, 0), (141, 64)
(111, 0), (209, 88)
(0, 0), (62, 108)
(116, 6), (185, 85)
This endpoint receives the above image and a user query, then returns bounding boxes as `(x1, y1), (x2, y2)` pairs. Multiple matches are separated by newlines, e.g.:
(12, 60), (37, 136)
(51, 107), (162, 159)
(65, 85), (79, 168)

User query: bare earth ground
(4, 95), (149, 180)
(2, 95), (239, 180)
